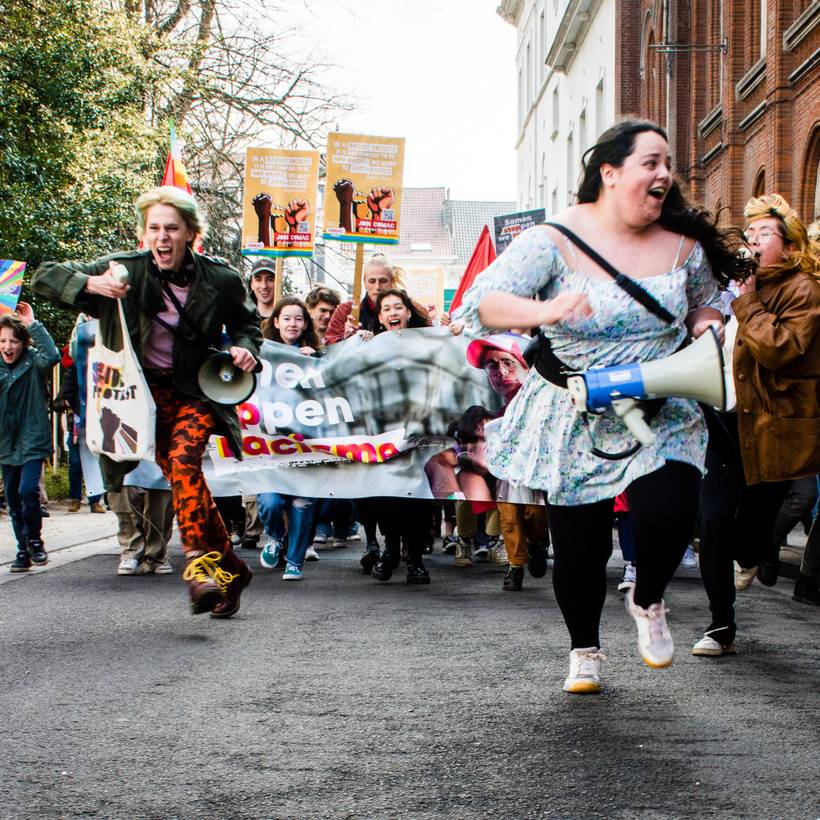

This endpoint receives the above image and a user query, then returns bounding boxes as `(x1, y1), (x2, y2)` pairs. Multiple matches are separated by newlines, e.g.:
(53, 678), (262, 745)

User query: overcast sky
(292, 0), (518, 201)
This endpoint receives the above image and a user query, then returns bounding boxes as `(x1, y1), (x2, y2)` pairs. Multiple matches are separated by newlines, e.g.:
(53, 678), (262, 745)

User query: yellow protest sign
(242, 147), (319, 258)
(322, 133), (405, 245)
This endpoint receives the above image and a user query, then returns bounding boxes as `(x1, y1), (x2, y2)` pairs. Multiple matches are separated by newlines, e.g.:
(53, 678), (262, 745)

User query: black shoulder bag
(523, 222), (677, 460)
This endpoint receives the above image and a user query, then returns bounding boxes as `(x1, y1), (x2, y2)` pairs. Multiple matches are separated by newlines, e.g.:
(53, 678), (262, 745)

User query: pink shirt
(142, 283), (190, 369)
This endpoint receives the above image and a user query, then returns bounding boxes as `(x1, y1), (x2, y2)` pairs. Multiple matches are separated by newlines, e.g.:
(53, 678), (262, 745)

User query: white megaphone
(197, 350), (257, 406)
(566, 326), (725, 446)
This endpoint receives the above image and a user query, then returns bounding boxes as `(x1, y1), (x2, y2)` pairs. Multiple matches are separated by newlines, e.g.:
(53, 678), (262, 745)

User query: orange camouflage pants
(150, 384), (229, 558)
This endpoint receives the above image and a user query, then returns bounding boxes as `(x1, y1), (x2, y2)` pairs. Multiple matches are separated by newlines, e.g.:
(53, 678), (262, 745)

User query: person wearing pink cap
(465, 334), (549, 591)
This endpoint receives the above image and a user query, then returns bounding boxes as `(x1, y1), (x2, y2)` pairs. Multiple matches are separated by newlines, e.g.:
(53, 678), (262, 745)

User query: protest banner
(0, 260), (26, 314)
(492, 208), (546, 254)
(321, 133), (404, 245)
(242, 147), (320, 258)
(74, 323), (537, 503)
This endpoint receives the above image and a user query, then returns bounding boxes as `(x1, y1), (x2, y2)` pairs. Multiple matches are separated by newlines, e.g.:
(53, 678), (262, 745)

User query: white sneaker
(473, 544), (490, 562)
(562, 647), (606, 694)
(618, 561), (637, 592)
(305, 546), (320, 562)
(735, 562), (757, 591)
(692, 630), (737, 657)
(490, 543), (509, 565)
(117, 557), (139, 576)
(313, 533), (328, 544)
(679, 545), (698, 569)
(154, 559), (173, 575)
(625, 588), (674, 669)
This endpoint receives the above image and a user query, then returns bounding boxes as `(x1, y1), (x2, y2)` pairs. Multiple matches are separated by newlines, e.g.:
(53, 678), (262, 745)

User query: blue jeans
(315, 499), (353, 539)
(67, 435), (101, 506)
(2, 459), (44, 548)
(258, 493), (316, 568)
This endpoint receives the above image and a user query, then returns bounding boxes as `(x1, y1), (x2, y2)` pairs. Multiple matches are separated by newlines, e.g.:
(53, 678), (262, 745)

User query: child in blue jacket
(0, 303), (60, 571)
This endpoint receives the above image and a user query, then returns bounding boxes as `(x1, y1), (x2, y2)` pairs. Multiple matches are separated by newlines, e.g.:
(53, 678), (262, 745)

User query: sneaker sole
(454, 560), (473, 567)
(282, 575), (303, 581)
(117, 568), (139, 576)
(563, 680), (601, 694)
(9, 566), (31, 573)
(692, 642), (736, 657)
(30, 559), (49, 567)
(641, 655), (674, 669)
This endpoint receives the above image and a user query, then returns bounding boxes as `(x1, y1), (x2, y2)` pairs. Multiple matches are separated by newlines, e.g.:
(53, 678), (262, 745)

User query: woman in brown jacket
(694, 194), (820, 656)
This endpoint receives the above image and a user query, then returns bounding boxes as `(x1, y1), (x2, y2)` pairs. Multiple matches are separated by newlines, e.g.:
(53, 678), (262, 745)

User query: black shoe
(29, 540), (48, 566)
(756, 560), (779, 587)
(241, 535), (260, 549)
(503, 565), (524, 591)
(793, 574), (820, 606)
(40, 506), (50, 518)
(360, 545), (380, 575)
(528, 541), (548, 579)
(406, 562), (430, 585)
(10, 551), (31, 572)
(372, 551), (394, 582)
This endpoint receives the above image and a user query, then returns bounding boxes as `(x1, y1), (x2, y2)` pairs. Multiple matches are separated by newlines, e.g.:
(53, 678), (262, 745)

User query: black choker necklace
(152, 248), (195, 287)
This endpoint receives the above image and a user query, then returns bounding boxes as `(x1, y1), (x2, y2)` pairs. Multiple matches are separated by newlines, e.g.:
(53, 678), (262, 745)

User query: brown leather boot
(210, 549), (253, 619)
(182, 551), (227, 615)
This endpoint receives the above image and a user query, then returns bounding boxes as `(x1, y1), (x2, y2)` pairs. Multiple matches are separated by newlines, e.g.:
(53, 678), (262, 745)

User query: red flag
(449, 224), (496, 313)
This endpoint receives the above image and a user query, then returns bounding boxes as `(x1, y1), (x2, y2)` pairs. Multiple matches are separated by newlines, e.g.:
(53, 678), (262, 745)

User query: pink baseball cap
(466, 332), (531, 369)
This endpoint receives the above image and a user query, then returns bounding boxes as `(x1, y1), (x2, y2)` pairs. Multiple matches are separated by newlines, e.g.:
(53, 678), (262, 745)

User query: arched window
(801, 127), (820, 223)
(753, 168), (766, 197)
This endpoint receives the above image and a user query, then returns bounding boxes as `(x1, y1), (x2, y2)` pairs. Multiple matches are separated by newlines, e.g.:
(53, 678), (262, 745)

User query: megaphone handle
(612, 398), (656, 446)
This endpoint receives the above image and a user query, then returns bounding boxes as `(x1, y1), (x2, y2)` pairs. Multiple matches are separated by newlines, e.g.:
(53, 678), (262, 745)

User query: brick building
(617, 1), (819, 225)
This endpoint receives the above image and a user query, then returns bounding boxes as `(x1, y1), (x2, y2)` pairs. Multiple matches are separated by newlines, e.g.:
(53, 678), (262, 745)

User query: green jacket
(0, 322), (60, 466)
(32, 249), (262, 490)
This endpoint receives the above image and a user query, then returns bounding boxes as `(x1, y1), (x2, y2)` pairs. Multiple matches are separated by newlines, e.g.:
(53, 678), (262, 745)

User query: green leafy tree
(0, 0), (162, 344)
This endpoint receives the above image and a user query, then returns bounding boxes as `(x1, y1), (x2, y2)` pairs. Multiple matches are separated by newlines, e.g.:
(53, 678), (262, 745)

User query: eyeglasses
(744, 228), (783, 244)
(484, 358), (520, 374)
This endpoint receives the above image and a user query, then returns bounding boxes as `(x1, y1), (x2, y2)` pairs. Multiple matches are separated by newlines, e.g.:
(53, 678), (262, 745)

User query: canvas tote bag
(86, 298), (156, 462)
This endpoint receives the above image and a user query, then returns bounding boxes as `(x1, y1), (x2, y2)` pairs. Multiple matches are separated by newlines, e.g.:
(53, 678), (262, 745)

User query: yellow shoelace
(182, 550), (238, 593)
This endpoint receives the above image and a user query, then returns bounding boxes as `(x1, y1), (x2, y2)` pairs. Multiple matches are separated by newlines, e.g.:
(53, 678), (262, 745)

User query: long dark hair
(577, 119), (753, 286)
(262, 296), (321, 349)
(374, 288), (428, 333)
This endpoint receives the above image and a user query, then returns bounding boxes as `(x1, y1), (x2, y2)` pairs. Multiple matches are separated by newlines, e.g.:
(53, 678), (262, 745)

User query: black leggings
(547, 460), (701, 649)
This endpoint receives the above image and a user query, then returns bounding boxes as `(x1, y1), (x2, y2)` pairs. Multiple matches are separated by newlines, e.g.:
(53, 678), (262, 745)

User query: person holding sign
(325, 253), (427, 344)
(0, 303), (60, 572)
(32, 186), (262, 619)
(457, 119), (748, 694)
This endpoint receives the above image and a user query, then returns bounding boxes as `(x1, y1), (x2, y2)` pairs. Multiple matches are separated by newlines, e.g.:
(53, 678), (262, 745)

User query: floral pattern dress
(456, 226), (723, 506)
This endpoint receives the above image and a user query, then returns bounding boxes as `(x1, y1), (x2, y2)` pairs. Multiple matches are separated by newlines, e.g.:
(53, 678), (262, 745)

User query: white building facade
(498, 0), (616, 214)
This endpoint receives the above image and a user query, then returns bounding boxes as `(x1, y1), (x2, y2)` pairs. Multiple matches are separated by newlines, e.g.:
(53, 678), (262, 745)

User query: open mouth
(648, 186), (667, 201)
(386, 317), (403, 329)
(154, 246), (174, 266)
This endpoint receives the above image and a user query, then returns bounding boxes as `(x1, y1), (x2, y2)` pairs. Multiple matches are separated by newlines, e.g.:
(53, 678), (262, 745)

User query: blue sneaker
(260, 538), (283, 569)
(282, 562), (303, 580)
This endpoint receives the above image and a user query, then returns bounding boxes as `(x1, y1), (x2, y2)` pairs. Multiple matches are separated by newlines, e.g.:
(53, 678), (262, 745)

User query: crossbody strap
(151, 279), (201, 344)
(545, 221), (676, 325)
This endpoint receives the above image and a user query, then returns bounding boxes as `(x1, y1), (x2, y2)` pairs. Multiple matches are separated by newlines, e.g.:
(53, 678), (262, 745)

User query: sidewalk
(0, 500), (118, 567)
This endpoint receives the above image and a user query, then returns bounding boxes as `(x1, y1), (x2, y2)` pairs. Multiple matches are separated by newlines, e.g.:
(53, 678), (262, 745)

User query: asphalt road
(1, 545), (819, 819)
